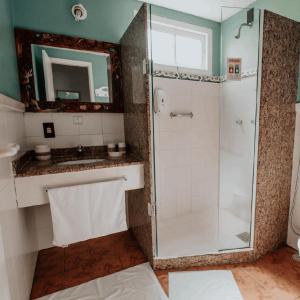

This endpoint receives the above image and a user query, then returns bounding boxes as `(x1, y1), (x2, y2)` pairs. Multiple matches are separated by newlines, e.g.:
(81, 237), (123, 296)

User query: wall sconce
(71, 4), (88, 22)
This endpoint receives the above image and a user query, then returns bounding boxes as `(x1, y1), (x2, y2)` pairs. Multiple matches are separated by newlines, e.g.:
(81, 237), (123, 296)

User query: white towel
(48, 179), (127, 247)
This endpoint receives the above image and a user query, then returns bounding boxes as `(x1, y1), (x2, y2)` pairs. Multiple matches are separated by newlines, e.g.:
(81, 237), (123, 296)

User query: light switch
(43, 123), (55, 138)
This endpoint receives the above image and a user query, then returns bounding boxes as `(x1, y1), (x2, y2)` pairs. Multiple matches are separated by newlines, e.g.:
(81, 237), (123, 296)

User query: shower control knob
(236, 120), (243, 125)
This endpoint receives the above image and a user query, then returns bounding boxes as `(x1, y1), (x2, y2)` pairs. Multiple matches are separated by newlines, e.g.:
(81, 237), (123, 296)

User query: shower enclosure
(150, 6), (261, 258)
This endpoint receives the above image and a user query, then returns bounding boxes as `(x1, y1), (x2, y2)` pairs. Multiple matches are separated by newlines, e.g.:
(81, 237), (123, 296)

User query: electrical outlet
(43, 123), (55, 138)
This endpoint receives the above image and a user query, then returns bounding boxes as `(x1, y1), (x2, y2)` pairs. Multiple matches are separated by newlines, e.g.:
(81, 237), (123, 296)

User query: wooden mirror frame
(15, 28), (123, 113)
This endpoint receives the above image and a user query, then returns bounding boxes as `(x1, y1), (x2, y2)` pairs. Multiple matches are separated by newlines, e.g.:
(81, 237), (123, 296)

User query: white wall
(0, 95), (38, 300)
(24, 112), (125, 149)
(288, 103), (300, 250)
(153, 77), (220, 221)
(24, 112), (126, 250)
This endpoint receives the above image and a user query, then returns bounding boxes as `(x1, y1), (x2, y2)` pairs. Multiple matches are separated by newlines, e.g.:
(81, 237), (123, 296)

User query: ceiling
(140, 0), (256, 22)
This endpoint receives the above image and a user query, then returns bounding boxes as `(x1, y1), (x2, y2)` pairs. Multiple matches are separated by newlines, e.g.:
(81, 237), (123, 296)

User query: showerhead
(234, 8), (254, 39)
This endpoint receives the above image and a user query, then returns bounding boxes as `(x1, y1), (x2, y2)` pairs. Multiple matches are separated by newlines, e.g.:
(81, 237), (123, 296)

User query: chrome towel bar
(170, 112), (194, 119)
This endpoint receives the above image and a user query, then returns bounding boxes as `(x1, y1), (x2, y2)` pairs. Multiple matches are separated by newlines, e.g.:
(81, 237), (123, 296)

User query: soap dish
(108, 151), (124, 159)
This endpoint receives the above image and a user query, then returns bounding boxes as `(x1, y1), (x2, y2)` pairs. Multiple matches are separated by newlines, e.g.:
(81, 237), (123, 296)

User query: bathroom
(0, 0), (300, 299)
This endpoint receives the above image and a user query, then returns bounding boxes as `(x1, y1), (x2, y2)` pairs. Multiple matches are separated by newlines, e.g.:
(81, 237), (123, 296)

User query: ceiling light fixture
(71, 4), (88, 22)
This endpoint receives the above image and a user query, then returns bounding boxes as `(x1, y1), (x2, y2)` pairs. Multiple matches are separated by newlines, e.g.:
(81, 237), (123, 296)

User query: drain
(236, 232), (250, 243)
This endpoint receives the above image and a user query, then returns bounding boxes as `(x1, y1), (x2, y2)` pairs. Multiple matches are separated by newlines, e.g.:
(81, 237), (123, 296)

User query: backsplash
(24, 112), (125, 150)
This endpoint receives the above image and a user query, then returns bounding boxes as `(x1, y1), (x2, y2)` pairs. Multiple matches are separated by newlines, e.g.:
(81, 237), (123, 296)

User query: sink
(57, 159), (106, 166)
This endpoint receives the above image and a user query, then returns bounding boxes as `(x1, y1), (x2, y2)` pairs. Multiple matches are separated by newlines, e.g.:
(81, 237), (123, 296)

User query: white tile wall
(153, 78), (220, 221)
(24, 112), (125, 149)
(0, 97), (38, 300)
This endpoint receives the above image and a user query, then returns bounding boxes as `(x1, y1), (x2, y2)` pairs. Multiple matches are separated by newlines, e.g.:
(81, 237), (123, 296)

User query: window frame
(151, 15), (213, 75)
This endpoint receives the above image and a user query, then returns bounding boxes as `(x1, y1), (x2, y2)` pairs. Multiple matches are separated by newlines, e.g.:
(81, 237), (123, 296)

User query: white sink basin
(57, 159), (106, 166)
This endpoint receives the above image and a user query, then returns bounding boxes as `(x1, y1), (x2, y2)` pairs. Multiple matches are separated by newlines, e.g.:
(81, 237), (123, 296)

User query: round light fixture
(71, 4), (87, 22)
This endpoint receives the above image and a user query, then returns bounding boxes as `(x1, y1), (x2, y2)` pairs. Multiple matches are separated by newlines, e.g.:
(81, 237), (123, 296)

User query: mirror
(15, 29), (123, 113)
(32, 45), (111, 103)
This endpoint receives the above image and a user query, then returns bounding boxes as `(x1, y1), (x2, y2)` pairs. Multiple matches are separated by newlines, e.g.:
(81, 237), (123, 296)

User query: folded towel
(48, 179), (127, 247)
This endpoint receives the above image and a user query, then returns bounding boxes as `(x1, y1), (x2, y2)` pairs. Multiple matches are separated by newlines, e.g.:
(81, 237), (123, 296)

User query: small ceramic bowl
(108, 151), (124, 159)
(35, 145), (51, 161)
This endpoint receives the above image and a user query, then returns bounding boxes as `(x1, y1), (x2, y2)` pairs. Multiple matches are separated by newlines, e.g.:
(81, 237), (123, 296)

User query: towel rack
(170, 112), (194, 119)
(45, 176), (127, 192)
(0, 143), (20, 159)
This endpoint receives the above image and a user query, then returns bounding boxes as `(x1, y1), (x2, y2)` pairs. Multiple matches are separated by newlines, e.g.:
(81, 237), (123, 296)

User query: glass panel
(151, 8), (219, 258)
(218, 7), (260, 250)
(175, 35), (203, 69)
(152, 4), (260, 258)
(152, 30), (176, 66)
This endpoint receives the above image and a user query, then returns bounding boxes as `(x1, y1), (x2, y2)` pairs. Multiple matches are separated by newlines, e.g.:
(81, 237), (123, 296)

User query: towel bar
(170, 112), (194, 119)
(45, 176), (127, 192)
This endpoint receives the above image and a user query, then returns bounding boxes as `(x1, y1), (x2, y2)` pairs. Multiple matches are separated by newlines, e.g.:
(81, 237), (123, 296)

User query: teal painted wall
(221, 8), (260, 75)
(12, 0), (221, 75)
(0, 0), (20, 100)
(6, 0), (300, 99)
(32, 45), (110, 102)
(12, 0), (142, 44)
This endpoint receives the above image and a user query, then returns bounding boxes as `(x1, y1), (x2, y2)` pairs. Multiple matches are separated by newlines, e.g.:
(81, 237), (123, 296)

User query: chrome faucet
(76, 144), (84, 154)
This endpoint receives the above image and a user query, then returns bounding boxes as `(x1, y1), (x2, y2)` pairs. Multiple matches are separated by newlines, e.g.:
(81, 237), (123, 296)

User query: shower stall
(121, 3), (262, 261)
(150, 6), (261, 258)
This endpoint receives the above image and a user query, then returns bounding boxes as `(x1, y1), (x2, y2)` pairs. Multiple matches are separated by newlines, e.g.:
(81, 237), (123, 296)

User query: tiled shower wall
(24, 112), (125, 149)
(219, 76), (257, 223)
(153, 78), (219, 220)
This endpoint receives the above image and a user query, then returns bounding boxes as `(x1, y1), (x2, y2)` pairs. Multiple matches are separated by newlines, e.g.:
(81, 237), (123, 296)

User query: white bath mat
(169, 270), (243, 300)
(37, 263), (167, 300)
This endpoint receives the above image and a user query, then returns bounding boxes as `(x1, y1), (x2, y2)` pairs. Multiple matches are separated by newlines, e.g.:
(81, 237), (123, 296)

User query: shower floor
(156, 208), (250, 258)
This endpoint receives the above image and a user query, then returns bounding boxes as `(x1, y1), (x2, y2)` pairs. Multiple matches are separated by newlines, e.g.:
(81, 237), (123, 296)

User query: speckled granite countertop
(13, 146), (143, 178)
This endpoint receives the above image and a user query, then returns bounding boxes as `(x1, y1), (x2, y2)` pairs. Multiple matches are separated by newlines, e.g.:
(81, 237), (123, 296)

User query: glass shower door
(150, 6), (219, 258)
(218, 7), (261, 251)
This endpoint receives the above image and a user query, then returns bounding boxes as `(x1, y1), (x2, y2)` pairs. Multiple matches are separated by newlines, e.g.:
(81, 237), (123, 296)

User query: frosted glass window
(152, 30), (176, 66)
(176, 35), (204, 69)
(151, 17), (212, 74)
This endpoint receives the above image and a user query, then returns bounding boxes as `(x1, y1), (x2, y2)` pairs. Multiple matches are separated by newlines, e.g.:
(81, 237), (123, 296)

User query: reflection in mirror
(31, 45), (111, 103)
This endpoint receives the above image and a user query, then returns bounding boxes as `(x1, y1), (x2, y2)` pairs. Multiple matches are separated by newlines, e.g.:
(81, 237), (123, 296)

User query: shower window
(151, 16), (212, 74)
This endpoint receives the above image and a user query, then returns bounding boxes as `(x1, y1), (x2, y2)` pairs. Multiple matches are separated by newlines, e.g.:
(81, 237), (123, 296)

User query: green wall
(221, 8), (260, 75)
(3, 0), (300, 100)
(12, 0), (221, 75)
(12, 0), (141, 44)
(0, 0), (20, 100)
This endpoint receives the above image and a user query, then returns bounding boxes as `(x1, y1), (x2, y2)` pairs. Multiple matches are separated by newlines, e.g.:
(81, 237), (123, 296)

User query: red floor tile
(30, 231), (147, 299)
